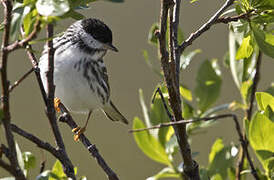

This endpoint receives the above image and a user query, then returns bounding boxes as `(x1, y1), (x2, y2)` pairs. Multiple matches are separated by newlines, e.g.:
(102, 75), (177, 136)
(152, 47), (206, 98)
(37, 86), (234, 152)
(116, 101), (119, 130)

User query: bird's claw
(54, 97), (61, 112)
(72, 127), (86, 141)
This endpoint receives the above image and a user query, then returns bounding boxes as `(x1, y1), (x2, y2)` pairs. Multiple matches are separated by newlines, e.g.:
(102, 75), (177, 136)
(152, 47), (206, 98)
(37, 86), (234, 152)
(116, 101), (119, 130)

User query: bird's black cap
(81, 18), (113, 44)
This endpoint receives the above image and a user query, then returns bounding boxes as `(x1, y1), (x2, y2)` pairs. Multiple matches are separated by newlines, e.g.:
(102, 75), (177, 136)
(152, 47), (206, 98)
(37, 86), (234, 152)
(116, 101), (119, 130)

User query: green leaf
(180, 49), (201, 69)
(250, 111), (274, 176)
(23, 9), (38, 36)
(240, 80), (253, 104)
(10, 2), (31, 41)
(182, 101), (194, 119)
(36, 0), (70, 17)
(132, 117), (171, 165)
(208, 138), (235, 179)
(79, 176), (87, 180)
(0, 178), (15, 180)
(179, 85), (192, 101)
(194, 59), (222, 113)
(143, 50), (162, 77)
(265, 83), (274, 96)
(209, 139), (224, 164)
(0, 22), (4, 32)
(146, 167), (180, 180)
(165, 134), (178, 158)
(249, 112), (274, 152)
(139, 89), (151, 128)
(15, 142), (25, 173)
(251, 0), (274, 9)
(177, 27), (184, 44)
(227, 167), (236, 180)
(36, 170), (59, 180)
(190, 0), (199, 3)
(199, 168), (209, 180)
(235, 35), (254, 60)
(22, 152), (36, 170)
(150, 86), (173, 145)
(202, 103), (231, 117)
(211, 174), (222, 180)
(148, 23), (159, 46)
(66, 10), (85, 20)
(255, 92), (274, 111)
(252, 23), (274, 58)
(229, 29), (244, 88)
(50, 160), (66, 179)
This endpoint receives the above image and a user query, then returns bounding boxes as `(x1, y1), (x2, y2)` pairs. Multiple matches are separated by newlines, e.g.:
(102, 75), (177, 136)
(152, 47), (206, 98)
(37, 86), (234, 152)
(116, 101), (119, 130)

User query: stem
(9, 68), (34, 93)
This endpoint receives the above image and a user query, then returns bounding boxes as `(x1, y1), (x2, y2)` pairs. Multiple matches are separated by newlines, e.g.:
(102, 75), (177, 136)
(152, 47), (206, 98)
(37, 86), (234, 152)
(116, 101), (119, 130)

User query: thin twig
(247, 51), (262, 121)
(178, 0), (235, 54)
(4, 19), (41, 52)
(215, 10), (255, 24)
(25, 46), (48, 105)
(0, 0), (26, 179)
(58, 102), (120, 180)
(152, 87), (174, 121)
(9, 68), (34, 92)
(10, 124), (59, 158)
(40, 160), (46, 173)
(130, 114), (235, 132)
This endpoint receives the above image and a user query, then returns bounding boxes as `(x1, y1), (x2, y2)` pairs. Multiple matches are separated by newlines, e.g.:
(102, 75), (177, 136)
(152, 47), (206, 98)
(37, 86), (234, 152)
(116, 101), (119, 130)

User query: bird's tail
(103, 100), (128, 124)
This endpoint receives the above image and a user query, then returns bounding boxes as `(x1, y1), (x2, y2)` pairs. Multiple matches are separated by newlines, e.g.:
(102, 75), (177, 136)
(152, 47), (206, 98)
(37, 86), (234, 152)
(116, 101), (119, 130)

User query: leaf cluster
(132, 0), (274, 179)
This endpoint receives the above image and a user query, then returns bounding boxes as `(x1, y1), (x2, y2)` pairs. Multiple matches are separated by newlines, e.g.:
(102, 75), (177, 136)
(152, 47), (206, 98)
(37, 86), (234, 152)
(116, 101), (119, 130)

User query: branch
(215, 10), (255, 24)
(130, 114), (236, 132)
(152, 87), (173, 121)
(157, 0), (199, 178)
(0, 159), (17, 177)
(44, 24), (76, 179)
(178, 0), (235, 54)
(9, 68), (34, 92)
(247, 51), (262, 121)
(25, 46), (48, 105)
(0, 0), (26, 179)
(10, 124), (59, 158)
(58, 102), (120, 180)
(4, 19), (41, 52)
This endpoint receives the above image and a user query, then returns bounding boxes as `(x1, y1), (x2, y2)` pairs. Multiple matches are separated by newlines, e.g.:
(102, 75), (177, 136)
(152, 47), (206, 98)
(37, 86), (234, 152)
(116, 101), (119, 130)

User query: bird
(38, 18), (128, 140)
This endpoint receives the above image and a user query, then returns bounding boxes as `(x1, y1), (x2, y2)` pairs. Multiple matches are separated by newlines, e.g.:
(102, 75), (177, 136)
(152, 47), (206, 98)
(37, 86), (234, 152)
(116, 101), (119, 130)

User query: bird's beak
(103, 43), (118, 52)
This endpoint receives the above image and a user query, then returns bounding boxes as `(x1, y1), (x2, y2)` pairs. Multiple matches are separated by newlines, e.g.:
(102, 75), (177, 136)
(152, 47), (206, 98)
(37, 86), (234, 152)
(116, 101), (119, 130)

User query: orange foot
(54, 97), (61, 113)
(72, 127), (86, 142)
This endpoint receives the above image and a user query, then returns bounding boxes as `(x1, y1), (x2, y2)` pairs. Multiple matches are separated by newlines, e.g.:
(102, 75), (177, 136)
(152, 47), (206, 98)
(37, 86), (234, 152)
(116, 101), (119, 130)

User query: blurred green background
(0, 0), (273, 179)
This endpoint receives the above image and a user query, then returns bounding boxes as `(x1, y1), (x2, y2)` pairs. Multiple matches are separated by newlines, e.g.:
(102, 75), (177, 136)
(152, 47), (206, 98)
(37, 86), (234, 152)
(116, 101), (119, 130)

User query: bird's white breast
(39, 47), (107, 113)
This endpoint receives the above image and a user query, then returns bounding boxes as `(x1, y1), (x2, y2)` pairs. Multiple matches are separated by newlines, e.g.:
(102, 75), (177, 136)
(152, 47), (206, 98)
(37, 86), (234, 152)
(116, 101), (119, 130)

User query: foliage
(132, 0), (274, 179)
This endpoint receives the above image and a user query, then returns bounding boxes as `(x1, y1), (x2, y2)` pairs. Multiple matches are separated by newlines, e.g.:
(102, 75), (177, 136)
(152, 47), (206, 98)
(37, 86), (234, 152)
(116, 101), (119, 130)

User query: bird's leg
(54, 97), (61, 112)
(72, 111), (92, 141)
